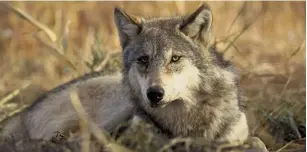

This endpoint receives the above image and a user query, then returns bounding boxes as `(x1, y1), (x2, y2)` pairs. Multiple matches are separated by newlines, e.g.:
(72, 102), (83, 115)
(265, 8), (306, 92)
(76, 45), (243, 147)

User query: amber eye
(137, 56), (149, 65)
(171, 55), (181, 63)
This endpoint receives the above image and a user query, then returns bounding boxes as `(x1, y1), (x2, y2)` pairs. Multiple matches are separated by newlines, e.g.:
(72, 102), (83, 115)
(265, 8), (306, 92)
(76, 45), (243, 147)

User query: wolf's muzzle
(146, 86), (164, 106)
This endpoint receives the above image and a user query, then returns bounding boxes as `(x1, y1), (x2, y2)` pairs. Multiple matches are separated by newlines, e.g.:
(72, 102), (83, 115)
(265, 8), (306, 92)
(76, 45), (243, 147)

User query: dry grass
(0, 1), (305, 152)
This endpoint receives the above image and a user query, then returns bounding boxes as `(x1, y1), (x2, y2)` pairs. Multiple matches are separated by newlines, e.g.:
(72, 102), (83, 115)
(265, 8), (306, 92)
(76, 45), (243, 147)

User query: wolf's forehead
(141, 37), (177, 59)
(141, 28), (183, 52)
(135, 18), (196, 56)
(143, 30), (171, 46)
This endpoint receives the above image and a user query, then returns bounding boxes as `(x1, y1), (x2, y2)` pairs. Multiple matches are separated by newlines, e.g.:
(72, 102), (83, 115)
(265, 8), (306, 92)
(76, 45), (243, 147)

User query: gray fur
(2, 72), (135, 140)
(115, 3), (249, 143)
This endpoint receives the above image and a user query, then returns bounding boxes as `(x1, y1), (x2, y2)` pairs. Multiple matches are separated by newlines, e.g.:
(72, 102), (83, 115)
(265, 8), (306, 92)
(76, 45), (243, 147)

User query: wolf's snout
(146, 86), (164, 104)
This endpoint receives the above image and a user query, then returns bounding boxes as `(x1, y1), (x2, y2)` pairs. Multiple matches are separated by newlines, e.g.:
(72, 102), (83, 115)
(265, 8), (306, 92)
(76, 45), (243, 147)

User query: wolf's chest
(146, 106), (219, 139)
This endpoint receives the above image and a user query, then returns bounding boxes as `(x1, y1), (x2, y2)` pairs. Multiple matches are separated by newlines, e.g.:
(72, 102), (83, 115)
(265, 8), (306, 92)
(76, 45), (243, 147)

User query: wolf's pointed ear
(179, 3), (213, 45)
(114, 7), (143, 49)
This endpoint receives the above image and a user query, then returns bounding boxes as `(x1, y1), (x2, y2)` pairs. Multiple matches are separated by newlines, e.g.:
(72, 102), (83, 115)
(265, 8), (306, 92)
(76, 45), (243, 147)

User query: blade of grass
(69, 90), (90, 152)
(276, 138), (306, 152)
(34, 34), (78, 73)
(222, 3), (265, 54)
(226, 2), (247, 34)
(3, 2), (57, 42)
(0, 104), (29, 123)
(0, 83), (30, 106)
(158, 138), (192, 152)
(93, 52), (111, 72)
(69, 90), (133, 152)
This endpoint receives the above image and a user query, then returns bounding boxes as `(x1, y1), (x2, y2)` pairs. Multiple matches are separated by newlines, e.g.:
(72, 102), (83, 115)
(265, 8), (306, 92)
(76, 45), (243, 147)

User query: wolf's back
(1, 72), (135, 140)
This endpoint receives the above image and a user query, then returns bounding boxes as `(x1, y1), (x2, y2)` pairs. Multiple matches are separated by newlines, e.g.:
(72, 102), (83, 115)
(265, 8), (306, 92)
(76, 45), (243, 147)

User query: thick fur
(115, 3), (249, 143)
(1, 72), (135, 140)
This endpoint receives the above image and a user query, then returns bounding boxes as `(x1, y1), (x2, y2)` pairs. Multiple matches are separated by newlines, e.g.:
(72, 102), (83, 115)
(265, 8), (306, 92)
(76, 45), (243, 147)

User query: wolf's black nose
(147, 86), (164, 104)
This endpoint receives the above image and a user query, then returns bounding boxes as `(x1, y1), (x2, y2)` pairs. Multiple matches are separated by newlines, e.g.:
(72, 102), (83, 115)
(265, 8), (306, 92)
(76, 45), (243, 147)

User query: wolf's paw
(245, 137), (268, 152)
(51, 130), (68, 143)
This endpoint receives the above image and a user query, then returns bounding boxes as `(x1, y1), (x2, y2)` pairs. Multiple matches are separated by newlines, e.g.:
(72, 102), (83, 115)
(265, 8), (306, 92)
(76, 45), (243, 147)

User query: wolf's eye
(171, 55), (181, 63)
(137, 56), (149, 65)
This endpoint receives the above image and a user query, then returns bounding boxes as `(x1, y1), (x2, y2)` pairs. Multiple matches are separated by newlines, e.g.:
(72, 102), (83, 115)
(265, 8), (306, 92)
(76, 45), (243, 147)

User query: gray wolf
(1, 71), (135, 140)
(114, 3), (249, 143)
(2, 3), (249, 144)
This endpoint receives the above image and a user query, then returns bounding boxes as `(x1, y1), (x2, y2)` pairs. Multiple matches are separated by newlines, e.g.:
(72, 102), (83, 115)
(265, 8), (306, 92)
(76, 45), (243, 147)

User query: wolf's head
(114, 4), (236, 109)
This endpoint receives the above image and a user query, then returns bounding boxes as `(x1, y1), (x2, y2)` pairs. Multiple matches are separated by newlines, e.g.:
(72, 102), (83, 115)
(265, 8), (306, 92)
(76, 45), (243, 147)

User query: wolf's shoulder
(31, 70), (121, 107)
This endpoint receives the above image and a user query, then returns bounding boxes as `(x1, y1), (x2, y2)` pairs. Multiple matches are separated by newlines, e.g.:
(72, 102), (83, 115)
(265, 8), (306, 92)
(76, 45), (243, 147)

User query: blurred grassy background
(0, 1), (305, 151)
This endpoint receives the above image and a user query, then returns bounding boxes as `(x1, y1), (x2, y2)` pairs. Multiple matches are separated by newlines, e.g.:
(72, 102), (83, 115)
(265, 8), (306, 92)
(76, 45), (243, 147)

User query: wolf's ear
(114, 8), (143, 49)
(179, 3), (213, 45)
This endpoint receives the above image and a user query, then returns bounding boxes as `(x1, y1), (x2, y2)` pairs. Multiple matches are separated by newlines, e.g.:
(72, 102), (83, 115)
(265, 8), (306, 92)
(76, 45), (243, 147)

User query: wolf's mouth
(149, 98), (182, 108)
(149, 102), (165, 108)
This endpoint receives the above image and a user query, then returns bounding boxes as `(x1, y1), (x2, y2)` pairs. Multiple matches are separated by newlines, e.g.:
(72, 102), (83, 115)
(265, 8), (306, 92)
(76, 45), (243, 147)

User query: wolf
(2, 3), (249, 144)
(114, 3), (249, 143)
(1, 71), (135, 140)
